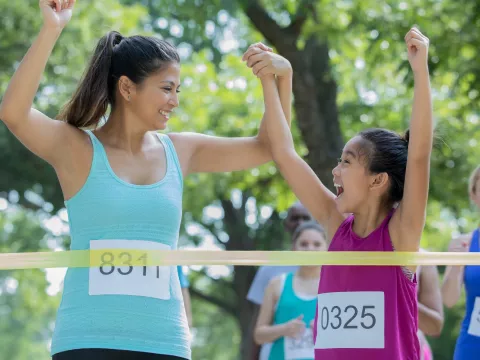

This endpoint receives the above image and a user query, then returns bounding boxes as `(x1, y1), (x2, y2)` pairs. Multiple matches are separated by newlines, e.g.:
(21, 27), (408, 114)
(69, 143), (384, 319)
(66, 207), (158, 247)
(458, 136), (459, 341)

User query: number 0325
(319, 305), (376, 330)
(314, 292), (384, 349)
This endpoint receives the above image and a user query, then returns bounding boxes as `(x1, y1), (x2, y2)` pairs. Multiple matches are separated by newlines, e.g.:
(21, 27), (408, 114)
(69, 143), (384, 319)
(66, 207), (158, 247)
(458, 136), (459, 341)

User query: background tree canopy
(1, 0), (479, 359)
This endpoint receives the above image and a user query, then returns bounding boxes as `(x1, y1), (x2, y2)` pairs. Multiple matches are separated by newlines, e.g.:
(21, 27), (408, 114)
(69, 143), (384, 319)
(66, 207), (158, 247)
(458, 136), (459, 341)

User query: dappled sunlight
(1, 0), (480, 358)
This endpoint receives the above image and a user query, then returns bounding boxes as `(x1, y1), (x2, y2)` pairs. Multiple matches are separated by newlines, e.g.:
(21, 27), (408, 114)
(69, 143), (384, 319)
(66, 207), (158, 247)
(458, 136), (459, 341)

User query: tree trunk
(243, 1), (344, 191)
(235, 266), (257, 360)
(290, 37), (344, 189)
(221, 196), (258, 360)
(189, 189), (291, 360)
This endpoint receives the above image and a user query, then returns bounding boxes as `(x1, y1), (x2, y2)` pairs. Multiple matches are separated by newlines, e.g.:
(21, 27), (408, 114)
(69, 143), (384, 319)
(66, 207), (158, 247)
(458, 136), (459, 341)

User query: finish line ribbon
(1, 250), (480, 270)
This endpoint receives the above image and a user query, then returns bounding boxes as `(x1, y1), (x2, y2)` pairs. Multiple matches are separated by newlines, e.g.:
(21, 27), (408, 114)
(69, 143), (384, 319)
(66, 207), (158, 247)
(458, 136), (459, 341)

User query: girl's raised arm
(390, 28), (433, 251)
(260, 74), (344, 240)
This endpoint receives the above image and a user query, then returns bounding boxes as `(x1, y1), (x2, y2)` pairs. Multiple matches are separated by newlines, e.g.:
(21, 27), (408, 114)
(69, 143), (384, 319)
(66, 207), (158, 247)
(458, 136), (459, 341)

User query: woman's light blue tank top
(269, 272), (317, 360)
(454, 228), (480, 359)
(50, 130), (190, 359)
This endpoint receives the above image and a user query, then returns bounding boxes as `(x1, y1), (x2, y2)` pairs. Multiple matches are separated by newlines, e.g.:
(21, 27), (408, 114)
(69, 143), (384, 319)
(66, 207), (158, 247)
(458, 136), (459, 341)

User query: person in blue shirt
(177, 266), (192, 328)
(442, 165), (480, 360)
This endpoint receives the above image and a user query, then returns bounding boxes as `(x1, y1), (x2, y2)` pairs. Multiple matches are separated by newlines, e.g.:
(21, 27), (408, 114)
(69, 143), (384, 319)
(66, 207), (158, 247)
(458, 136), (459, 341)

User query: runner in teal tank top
(254, 222), (327, 360)
(0, 1), (295, 359)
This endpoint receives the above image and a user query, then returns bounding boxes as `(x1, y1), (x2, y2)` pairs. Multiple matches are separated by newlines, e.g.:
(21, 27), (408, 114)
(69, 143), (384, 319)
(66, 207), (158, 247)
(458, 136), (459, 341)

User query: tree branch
(241, 0), (286, 47)
(198, 221), (228, 245)
(0, 192), (44, 212)
(190, 268), (234, 291)
(221, 197), (255, 251)
(288, 0), (316, 35)
(186, 207), (228, 246)
(189, 286), (237, 319)
(221, 198), (241, 228)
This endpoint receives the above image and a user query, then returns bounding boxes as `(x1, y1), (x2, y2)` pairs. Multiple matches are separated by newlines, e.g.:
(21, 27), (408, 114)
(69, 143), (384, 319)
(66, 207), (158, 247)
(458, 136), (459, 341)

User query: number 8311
(98, 251), (160, 277)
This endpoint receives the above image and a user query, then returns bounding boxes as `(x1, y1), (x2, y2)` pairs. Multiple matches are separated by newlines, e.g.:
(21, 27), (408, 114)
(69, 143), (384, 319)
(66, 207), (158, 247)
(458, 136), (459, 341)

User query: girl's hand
(283, 314), (306, 338)
(242, 43), (292, 78)
(405, 27), (429, 74)
(448, 234), (471, 253)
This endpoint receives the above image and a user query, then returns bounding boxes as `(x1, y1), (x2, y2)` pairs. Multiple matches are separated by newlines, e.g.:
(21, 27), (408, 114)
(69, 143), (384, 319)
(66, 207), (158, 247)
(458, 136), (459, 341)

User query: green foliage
(430, 303), (466, 359)
(190, 292), (240, 360)
(0, 204), (65, 360)
(0, 269), (61, 360)
(1, 0), (480, 359)
(170, 50), (299, 218)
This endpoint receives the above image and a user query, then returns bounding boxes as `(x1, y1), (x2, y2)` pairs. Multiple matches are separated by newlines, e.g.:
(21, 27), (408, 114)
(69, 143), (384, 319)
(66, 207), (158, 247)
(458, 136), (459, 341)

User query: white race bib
(259, 343), (272, 360)
(89, 240), (171, 300)
(467, 297), (480, 337)
(284, 328), (314, 360)
(315, 291), (384, 349)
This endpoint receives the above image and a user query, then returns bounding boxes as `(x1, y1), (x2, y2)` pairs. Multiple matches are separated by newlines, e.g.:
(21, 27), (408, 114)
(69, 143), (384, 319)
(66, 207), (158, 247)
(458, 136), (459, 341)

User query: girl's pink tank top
(312, 210), (420, 359)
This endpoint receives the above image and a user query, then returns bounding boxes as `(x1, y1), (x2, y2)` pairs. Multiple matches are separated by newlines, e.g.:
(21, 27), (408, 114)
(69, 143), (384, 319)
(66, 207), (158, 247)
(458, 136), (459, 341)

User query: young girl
(247, 202), (312, 360)
(254, 222), (328, 360)
(441, 165), (480, 359)
(0, 1), (293, 359)
(256, 27), (433, 359)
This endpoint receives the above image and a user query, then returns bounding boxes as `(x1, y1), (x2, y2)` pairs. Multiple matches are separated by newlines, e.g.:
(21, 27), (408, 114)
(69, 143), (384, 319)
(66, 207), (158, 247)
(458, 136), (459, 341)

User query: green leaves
(1, 1), (480, 359)
(168, 50), (296, 217)
(0, 203), (66, 360)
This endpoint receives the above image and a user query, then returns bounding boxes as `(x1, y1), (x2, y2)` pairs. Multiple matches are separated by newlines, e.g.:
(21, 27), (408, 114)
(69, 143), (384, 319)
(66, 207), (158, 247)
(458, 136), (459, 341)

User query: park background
(0, 0), (479, 359)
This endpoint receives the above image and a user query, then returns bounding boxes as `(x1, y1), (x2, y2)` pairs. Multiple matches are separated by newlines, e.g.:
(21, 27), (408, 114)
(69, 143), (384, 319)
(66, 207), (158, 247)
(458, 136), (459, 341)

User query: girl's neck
(351, 205), (392, 238)
(297, 266), (321, 279)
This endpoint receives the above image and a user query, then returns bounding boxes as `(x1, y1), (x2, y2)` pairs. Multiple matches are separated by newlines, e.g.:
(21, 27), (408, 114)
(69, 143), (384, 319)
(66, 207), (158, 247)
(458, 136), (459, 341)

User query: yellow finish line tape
(0, 250), (480, 270)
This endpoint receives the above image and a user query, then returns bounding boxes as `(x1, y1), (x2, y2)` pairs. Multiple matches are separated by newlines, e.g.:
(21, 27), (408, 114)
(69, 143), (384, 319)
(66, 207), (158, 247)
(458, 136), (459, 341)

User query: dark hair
(57, 31), (180, 128)
(292, 221), (326, 243)
(358, 128), (410, 205)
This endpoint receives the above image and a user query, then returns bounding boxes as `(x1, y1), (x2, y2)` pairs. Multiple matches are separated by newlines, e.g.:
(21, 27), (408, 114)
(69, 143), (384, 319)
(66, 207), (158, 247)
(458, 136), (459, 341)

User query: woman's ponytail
(57, 31), (123, 128)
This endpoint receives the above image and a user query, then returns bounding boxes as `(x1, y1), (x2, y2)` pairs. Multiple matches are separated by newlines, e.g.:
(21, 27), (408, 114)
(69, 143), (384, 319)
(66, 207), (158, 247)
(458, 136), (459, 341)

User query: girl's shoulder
(267, 273), (288, 301)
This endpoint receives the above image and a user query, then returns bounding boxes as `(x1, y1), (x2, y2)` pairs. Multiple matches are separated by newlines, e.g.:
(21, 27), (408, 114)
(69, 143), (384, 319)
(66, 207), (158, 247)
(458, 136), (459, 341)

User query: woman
(441, 165), (480, 359)
(0, 1), (293, 359)
(254, 222), (328, 360)
(255, 27), (433, 359)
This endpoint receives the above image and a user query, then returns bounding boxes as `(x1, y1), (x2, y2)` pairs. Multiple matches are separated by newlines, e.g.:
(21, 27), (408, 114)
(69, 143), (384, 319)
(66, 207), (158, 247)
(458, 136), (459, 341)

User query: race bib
(89, 240), (171, 300)
(315, 291), (384, 349)
(467, 297), (480, 337)
(284, 328), (314, 360)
